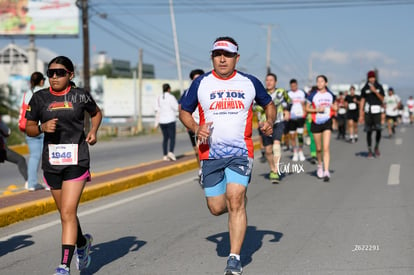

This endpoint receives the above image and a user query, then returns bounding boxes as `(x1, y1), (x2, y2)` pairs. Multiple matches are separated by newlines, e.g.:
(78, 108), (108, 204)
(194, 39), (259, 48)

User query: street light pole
(169, 0), (184, 95)
(81, 0), (90, 92)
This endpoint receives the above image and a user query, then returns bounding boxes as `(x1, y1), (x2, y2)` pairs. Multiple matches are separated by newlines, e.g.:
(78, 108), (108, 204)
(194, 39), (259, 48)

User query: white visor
(211, 41), (238, 53)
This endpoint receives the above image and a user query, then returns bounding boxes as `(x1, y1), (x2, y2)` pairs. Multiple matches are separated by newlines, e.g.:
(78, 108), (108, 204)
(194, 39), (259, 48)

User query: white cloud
(312, 49), (349, 64)
(311, 49), (396, 65)
(353, 50), (396, 65)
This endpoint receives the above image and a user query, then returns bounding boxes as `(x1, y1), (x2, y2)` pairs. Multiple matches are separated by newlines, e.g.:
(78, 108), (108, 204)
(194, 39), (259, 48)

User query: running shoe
(317, 165), (323, 179)
(163, 156), (169, 161)
(310, 157), (317, 165)
(259, 154), (266, 163)
(269, 171), (280, 184)
(323, 171), (330, 182)
(367, 150), (374, 159)
(54, 264), (70, 275)
(374, 147), (380, 158)
(298, 151), (306, 162)
(167, 152), (177, 161)
(224, 256), (242, 275)
(76, 234), (93, 270)
(292, 151), (299, 162)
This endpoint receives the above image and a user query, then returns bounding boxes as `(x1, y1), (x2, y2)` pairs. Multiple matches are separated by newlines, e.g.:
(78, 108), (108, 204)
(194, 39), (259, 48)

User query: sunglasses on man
(46, 69), (71, 78)
(212, 50), (238, 58)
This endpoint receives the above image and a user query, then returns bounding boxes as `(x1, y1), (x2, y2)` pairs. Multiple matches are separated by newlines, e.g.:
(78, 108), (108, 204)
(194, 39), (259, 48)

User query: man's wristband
(38, 124), (43, 133)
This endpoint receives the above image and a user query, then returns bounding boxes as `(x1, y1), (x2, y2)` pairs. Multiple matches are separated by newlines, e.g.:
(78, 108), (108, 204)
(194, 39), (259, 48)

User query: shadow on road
(206, 226), (283, 267)
(80, 236), (146, 274)
(0, 235), (34, 257)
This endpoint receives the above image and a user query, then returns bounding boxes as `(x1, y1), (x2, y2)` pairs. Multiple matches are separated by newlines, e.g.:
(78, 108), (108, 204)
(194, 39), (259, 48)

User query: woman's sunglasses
(46, 69), (71, 78)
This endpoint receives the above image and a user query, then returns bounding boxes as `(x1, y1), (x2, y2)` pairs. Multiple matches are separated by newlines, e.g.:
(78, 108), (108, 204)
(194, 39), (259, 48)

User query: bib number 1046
(48, 144), (78, 165)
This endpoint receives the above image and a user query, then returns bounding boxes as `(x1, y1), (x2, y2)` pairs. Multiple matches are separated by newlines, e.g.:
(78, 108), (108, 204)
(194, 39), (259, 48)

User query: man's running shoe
(76, 234), (93, 270)
(367, 150), (374, 159)
(55, 264), (70, 275)
(259, 154), (266, 163)
(269, 171), (280, 184)
(323, 171), (330, 182)
(224, 256), (242, 275)
(374, 147), (380, 158)
(163, 156), (169, 161)
(292, 151), (299, 162)
(317, 165), (323, 179)
(298, 151), (306, 162)
(310, 157), (317, 165)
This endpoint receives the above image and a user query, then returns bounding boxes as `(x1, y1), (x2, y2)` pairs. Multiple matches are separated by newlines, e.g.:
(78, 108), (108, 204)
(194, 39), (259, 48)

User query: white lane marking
(387, 164), (400, 186)
(0, 178), (193, 242)
(400, 128), (406, 133)
(395, 138), (403, 145)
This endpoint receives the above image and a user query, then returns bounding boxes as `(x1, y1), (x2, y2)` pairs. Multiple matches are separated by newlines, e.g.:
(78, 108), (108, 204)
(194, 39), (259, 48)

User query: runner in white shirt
(180, 36), (275, 275)
(287, 79), (307, 162)
(407, 96), (414, 124)
(305, 75), (337, 182)
(384, 87), (401, 138)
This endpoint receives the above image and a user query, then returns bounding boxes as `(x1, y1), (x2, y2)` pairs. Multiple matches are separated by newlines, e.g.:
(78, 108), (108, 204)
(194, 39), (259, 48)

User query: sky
(1, 0), (414, 100)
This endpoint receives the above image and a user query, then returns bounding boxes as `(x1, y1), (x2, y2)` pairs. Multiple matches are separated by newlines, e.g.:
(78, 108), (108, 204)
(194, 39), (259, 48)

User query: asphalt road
(0, 131), (195, 191)
(0, 125), (413, 274)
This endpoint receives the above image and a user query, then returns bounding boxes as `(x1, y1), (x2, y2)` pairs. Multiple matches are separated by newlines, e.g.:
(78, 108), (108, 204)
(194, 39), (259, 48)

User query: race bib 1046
(48, 144), (78, 165)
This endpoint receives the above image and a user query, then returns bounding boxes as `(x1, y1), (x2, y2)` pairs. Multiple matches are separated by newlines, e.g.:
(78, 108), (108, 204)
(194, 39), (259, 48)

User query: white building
(0, 43), (58, 84)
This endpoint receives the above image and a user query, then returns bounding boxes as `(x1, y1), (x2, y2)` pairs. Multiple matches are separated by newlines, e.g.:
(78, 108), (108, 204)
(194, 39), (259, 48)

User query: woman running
(25, 56), (102, 275)
(305, 75), (337, 182)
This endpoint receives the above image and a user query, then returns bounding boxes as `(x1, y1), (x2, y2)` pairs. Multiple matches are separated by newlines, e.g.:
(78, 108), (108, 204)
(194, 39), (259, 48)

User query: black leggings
(5, 147), (28, 181)
(367, 130), (381, 149)
(159, 122), (176, 155)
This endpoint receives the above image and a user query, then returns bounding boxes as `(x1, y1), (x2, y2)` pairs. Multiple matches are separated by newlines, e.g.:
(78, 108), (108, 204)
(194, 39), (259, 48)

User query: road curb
(0, 158), (199, 227)
(1, 141), (261, 227)
(9, 144), (29, 155)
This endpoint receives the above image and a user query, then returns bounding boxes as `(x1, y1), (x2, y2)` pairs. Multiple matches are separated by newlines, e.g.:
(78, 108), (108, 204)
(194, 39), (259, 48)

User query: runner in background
(336, 92), (347, 140)
(406, 95), (414, 124)
(384, 87), (401, 138)
(306, 75), (337, 182)
(287, 79), (307, 162)
(306, 86), (317, 164)
(345, 86), (360, 143)
(359, 70), (385, 159)
(261, 73), (291, 183)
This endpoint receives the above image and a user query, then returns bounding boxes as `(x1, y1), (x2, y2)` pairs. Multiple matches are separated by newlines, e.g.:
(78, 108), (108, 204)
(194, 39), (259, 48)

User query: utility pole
(137, 48), (143, 133)
(79, 0), (91, 131)
(169, 0), (184, 94)
(81, 0), (90, 92)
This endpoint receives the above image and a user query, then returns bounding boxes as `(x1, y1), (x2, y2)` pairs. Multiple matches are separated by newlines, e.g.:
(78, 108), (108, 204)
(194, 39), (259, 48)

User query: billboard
(0, 0), (79, 35)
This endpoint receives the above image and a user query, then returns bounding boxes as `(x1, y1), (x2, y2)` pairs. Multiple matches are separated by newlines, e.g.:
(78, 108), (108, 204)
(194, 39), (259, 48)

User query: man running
(180, 36), (275, 275)
(345, 86), (360, 143)
(359, 70), (385, 159)
(287, 79), (307, 162)
(384, 87), (401, 138)
(261, 73), (290, 183)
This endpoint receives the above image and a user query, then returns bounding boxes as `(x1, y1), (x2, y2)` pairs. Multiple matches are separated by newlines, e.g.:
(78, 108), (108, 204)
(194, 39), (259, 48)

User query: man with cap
(384, 87), (401, 138)
(359, 70), (385, 159)
(180, 36), (276, 275)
